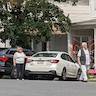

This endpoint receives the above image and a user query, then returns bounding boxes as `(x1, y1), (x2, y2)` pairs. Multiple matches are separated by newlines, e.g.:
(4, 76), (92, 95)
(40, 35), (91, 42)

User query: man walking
(77, 42), (91, 82)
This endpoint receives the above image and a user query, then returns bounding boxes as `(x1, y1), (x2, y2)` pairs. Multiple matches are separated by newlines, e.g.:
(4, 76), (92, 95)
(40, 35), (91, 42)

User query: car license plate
(37, 60), (44, 64)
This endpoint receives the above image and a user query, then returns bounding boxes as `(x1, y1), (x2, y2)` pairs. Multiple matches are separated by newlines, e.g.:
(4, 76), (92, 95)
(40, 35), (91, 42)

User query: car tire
(48, 75), (54, 80)
(0, 74), (3, 79)
(61, 68), (67, 81)
(76, 69), (81, 81)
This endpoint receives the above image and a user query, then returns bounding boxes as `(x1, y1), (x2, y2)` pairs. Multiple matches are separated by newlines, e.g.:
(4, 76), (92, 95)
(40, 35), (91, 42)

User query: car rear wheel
(0, 74), (3, 79)
(61, 68), (67, 81)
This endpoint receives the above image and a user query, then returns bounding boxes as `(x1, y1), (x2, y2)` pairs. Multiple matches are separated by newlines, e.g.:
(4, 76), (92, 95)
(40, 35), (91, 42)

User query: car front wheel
(48, 75), (54, 80)
(0, 74), (3, 79)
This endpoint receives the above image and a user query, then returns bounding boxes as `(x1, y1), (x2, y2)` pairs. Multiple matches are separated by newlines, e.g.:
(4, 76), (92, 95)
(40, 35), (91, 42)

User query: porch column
(67, 32), (72, 55)
(46, 41), (50, 51)
(94, 28), (96, 69)
(31, 39), (34, 51)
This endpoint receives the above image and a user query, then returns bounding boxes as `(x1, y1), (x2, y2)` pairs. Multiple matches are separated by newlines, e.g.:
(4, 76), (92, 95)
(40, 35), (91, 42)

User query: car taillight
(50, 60), (59, 63)
(0, 57), (9, 62)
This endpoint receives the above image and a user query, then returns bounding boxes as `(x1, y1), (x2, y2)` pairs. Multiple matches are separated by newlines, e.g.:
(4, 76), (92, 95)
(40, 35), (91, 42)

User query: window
(33, 53), (58, 57)
(61, 54), (74, 63)
(8, 50), (16, 55)
(67, 55), (74, 63)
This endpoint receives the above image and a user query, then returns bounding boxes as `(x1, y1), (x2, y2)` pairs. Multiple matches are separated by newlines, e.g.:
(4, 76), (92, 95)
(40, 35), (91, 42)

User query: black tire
(0, 74), (3, 79)
(61, 68), (67, 81)
(76, 69), (81, 81)
(48, 75), (54, 80)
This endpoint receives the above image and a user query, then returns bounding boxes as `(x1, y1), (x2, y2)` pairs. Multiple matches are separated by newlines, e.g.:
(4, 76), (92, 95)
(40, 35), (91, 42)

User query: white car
(25, 51), (81, 80)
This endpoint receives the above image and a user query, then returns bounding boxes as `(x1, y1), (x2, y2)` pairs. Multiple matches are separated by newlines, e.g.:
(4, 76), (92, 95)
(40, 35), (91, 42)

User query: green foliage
(0, 0), (71, 48)
(24, 0), (71, 38)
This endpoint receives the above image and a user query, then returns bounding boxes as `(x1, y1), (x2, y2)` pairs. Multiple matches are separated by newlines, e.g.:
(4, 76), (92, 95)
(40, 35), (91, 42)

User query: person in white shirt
(13, 47), (26, 80)
(77, 42), (91, 82)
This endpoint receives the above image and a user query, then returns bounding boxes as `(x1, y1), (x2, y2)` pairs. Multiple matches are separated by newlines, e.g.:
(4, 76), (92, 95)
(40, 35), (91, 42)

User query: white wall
(52, 1), (90, 23)
(89, 0), (96, 17)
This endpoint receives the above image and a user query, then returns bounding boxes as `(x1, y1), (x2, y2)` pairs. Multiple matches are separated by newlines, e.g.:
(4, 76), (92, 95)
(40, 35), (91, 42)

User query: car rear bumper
(0, 66), (5, 73)
(25, 70), (57, 76)
(0, 66), (12, 75)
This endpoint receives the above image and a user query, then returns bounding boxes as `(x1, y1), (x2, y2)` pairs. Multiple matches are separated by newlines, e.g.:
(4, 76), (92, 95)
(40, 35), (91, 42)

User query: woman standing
(13, 47), (26, 80)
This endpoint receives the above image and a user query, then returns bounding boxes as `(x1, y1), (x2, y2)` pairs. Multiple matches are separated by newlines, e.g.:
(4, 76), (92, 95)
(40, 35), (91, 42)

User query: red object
(0, 57), (9, 62)
(50, 60), (59, 63)
(88, 69), (96, 75)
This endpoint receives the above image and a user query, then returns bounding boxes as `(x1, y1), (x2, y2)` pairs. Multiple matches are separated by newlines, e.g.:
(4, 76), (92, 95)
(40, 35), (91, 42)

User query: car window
(6, 49), (32, 55)
(33, 53), (58, 57)
(8, 50), (16, 55)
(24, 51), (34, 56)
(61, 54), (74, 63)
(61, 54), (68, 60)
(67, 55), (74, 63)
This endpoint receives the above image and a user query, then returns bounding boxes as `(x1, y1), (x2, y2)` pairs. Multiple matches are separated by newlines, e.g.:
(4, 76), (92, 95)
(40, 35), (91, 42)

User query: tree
(0, 0), (74, 50)
(24, 0), (71, 50)
(0, 0), (31, 48)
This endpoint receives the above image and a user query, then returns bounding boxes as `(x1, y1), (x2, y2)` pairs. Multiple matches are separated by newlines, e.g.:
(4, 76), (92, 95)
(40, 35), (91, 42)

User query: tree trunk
(42, 42), (47, 51)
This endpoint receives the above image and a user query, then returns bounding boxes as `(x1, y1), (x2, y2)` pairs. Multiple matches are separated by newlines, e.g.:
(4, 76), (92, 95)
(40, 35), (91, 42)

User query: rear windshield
(33, 53), (58, 57)
(8, 51), (31, 55)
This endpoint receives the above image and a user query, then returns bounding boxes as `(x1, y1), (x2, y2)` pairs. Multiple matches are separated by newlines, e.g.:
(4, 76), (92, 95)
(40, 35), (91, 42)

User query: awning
(72, 19), (96, 29)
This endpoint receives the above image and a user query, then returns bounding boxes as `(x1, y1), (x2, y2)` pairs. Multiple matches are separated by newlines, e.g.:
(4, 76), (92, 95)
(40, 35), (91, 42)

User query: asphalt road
(0, 79), (96, 96)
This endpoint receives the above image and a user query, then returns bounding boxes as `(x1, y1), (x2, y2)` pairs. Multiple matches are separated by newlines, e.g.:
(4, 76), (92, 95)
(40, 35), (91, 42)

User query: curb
(88, 79), (96, 82)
